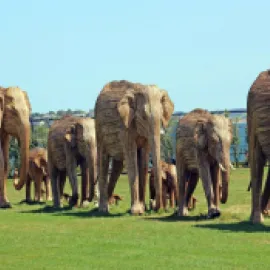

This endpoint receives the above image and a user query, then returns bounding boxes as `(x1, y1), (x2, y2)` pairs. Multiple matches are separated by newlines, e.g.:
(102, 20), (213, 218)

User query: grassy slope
(0, 168), (269, 270)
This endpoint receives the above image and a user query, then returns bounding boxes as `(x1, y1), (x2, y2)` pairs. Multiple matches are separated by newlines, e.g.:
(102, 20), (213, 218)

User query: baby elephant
(14, 147), (52, 202)
(149, 161), (179, 210)
(149, 161), (198, 210)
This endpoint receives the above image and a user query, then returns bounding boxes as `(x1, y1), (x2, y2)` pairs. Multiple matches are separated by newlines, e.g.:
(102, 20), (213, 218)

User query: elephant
(94, 80), (174, 214)
(247, 69), (270, 224)
(149, 161), (198, 210)
(16, 147), (52, 202)
(176, 109), (233, 218)
(0, 86), (31, 208)
(149, 160), (179, 210)
(47, 115), (98, 208)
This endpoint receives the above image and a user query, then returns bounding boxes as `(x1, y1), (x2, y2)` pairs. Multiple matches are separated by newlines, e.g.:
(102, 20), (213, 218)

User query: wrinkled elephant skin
(14, 147), (52, 203)
(48, 116), (98, 208)
(0, 87), (31, 208)
(247, 69), (270, 224)
(95, 80), (174, 214)
(176, 109), (232, 218)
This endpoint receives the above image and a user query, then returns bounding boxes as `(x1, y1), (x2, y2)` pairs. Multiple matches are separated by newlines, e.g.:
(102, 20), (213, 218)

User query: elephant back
(94, 80), (143, 158)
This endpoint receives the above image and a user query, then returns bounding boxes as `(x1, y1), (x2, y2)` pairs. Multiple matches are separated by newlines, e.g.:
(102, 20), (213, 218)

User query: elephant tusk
(219, 163), (227, 172)
(230, 163), (236, 170)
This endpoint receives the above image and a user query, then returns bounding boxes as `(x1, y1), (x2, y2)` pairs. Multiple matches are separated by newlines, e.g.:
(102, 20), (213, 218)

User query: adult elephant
(0, 87), (31, 208)
(48, 116), (98, 208)
(247, 69), (270, 224)
(176, 109), (233, 218)
(17, 147), (51, 203)
(95, 80), (174, 214)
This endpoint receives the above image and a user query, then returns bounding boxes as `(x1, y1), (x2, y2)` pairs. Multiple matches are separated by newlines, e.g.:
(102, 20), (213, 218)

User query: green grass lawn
(0, 168), (269, 270)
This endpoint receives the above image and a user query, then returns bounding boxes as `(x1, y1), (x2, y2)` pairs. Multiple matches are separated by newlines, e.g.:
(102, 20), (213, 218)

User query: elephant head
(32, 153), (48, 177)
(64, 118), (97, 201)
(117, 85), (174, 207)
(1, 87), (31, 190)
(194, 115), (232, 203)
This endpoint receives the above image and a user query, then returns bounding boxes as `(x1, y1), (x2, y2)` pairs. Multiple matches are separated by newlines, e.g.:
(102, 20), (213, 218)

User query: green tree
(9, 137), (20, 177)
(160, 117), (178, 163)
(31, 124), (49, 149)
(224, 109), (230, 118)
(231, 117), (240, 168)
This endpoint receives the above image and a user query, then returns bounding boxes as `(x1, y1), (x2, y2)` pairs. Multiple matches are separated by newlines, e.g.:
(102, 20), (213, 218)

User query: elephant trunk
(13, 122), (30, 190)
(88, 147), (98, 202)
(220, 154), (230, 204)
(150, 118), (163, 210)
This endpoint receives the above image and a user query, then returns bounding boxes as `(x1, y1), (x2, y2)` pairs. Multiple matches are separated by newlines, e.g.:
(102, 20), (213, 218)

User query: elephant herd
(1, 69), (270, 224)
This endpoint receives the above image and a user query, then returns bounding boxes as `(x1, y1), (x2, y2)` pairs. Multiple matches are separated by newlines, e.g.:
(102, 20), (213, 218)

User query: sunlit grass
(0, 168), (269, 269)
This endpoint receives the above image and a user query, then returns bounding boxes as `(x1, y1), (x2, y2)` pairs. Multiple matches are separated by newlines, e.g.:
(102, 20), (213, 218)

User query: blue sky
(0, 1), (269, 113)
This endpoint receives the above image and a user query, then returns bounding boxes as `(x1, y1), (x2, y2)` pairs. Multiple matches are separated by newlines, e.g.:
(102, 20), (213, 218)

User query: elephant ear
(160, 89), (174, 128)
(65, 124), (77, 148)
(117, 89), (135, 128)
(22, 91), (32, 113)
(0, 90), (4, 128)
(194, 121), (207, 149)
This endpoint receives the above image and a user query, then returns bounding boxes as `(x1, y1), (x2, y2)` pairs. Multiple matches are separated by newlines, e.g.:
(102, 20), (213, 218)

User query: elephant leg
(211, 164), (220, 210)
(137, 146), (149, 210)
(169, 186), (175, 208)
(185, 172), (199, 210)
(125, 141), (143, 215)
(0, 134), (11, 208)
(261, 166), (270, 213)
(162, 183), (168, 210)
(66, 154), (79, 207)
(34, 174), (43, 202)
(50, 166), (61, 208)
(25, 175), (32, 202)
(80, 160), (89, 207)
(250, 136), (265, 224)
(177, 161), (188, 216)
(108, 159), (123, 202)
(149, 171), (155, 210)
(98, 145), (110, 213)
(45, 176), (52, 201)
(197, 154), (218, 218)
(59, 170), (66, 199)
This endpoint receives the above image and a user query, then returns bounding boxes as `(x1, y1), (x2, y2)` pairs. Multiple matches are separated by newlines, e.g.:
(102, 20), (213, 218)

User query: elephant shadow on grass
(143, 212), (215, 222)
(194, 220), (270, 233)
(16, 199), (46, 206)
(20, 206), (130, 218)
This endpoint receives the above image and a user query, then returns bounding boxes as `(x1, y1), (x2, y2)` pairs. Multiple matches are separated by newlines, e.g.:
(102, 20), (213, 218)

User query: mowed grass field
(0, 168), (269, 270)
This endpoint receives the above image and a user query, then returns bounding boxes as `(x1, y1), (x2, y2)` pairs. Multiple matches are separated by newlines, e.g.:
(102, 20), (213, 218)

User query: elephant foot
(93, 200), (99, 208)
(149, 199), (156, 210)
(98, 203), (109, 213)
(131, 203), (145, 215)
(250, 211), (264, 224)
(177, 206), (189, 217)
(207, 208), (221, 219)
(68, 194), (79, 208)
(0, 200), (12, 209)
(25, 198), (32, 204)
(81, 200), (90, 208)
